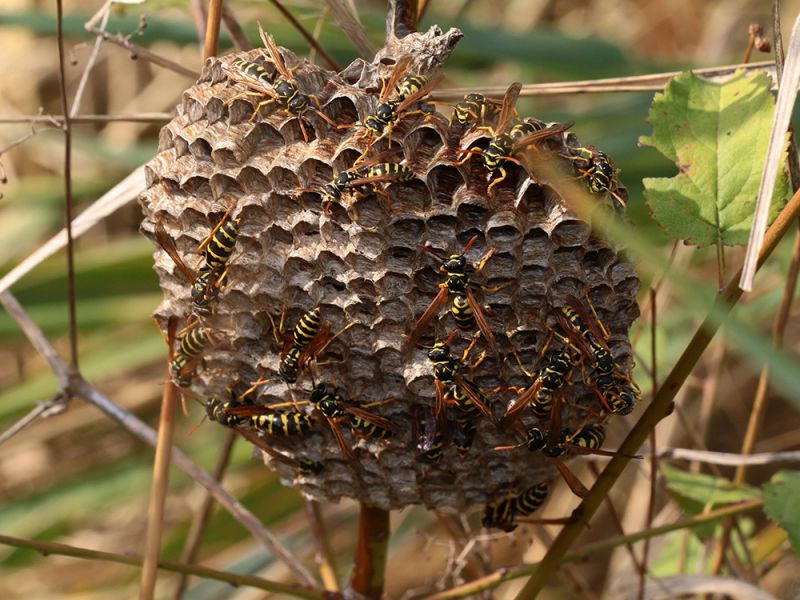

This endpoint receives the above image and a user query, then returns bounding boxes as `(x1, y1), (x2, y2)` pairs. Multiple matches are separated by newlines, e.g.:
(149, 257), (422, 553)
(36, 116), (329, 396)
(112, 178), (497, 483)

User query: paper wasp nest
(139, 26), (640, 511)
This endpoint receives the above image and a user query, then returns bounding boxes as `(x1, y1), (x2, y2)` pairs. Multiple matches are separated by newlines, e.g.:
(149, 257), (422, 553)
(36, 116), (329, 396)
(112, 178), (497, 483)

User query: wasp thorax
(140, 26), (639, 511)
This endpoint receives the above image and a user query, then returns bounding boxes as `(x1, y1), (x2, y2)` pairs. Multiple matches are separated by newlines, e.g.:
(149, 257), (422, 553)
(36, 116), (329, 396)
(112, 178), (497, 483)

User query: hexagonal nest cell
(139, 26), (640, 512)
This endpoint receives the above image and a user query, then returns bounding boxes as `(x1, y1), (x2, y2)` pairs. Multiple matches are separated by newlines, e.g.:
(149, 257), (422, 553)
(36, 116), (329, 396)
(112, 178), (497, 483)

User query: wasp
(481, 482), (572, 532)
(451, 417), (477, 456)
(206, 393), (315, 436)
(268, 307), (354, 385)
(451, 93), (500, 129)
(453, 82), (574, 197)
(560, 144), (626, 209)
(356, 56), (440, 159)
(229, 55), (276, 86)
(426, 333), (496, 429)
(595, 374), (639, 416)
(407, 234), (508, 356)
(170, 321), (209, 387)
(308, 384), (397, 464)
(320, 160), (414, 214)
(499, 346), (578, 428)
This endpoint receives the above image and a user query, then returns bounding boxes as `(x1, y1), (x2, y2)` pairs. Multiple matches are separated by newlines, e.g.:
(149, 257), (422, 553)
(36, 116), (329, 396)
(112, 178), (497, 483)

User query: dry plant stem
(72, 5), (110, 118)
(172, 429), (237, 600)
(659, 446), (800, 465)
(221, 2), (252, 51)
(88, 27), (200, 79)
(269, 0), (341, 70)
(351, 505), (390, 599)
(139, 367), (178, 600)
(736, 229), (800, 484)
(0, 534), (321, 598)
(419, 500), (763, 600)
(0, 395), (67, 447)
(0, 290), (318, 589)
(203, 0), (224, 60)
(56, 0), (78, 370)
(305, 500), (340, 592)
(432, 60), (776, 99)
(418, 0), (431, 25)
(323, 0), (376, 58)
(512, 187), (800, 599)
(189, 0), (208, 47)
(0, 113), (173, 124)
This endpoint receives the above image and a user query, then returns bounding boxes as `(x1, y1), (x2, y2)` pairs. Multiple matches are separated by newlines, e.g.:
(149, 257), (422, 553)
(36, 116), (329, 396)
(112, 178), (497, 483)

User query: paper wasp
(481, 481), (573, 532)
(451, 93), (500, 129)
(499, 345), (577, 428)
(268, 307), (354, 385)
(415, 405), (445, 463)
(307, 383), (398, 464)
(407, 234), (506, 356)
(320, 160), (414, 215)
(560, 144), (626, 209)
(453, 82), (574, 197)
(170, 320), (209, 388)
(426, 333), (496, 430)
(206, 389), (315, 437)
(356, 55), (440, 159)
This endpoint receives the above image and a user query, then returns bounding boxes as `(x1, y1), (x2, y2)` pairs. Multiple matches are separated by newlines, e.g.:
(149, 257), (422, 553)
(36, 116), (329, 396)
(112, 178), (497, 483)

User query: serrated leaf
(663, 465), (761, 508)
(640, 70), (788, 246)
(762, 470), (800, 554)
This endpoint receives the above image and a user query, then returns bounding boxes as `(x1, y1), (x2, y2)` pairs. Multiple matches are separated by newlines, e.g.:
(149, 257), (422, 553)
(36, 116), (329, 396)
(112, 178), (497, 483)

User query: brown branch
(0, 534), (322, 598)
(351, 504), (390, 599)
(87, 27), (200, 79)
(431, 60), (777, 99)
(203, 0), (224, 60)
(387, 0), (419, 41)
(0, 395), (68, 447)
(56, 0), (79, 370)
(511, 186), (800, 598)
(0, 290), (319, 589)
(221, 2), (252, 51)
(172, 430), (237, 599)
(140, 365), (179, 599)
(269, 0), (341, 70)
(189, 0), (207, 48)
(72, 5), (111, 118)
(305, 500), (340, 592)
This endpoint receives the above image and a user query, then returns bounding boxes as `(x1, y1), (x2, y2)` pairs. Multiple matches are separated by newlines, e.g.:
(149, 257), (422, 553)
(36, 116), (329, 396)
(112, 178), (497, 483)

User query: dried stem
(203, 0), (224, 60)
(0, 534), (322, 598)
(139, 366), (179, 599)
(72, 5), (110, 118)
(56, 0), (79, 370)
(189, 0), (208, 47)
(172, 429), (237, 600)
(0, 395), (68, 447)
(659, 446), (800, 465)
(221, 2), (252, 51)
(351, 504), (390, 599)
(87, 27), (200, 79)
(432, 60), (776, 99)
(269, 0), (341, 70)
(419, 500), (763, 600)
(387, 0), (419, 40)
(512, 186), (800, 598)
(305, 500), (340, 592)
(0, 290), (319, 589)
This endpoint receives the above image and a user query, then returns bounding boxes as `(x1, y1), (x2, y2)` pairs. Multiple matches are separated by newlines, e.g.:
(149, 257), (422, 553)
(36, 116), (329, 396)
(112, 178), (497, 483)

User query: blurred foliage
(763, 470), (800, 554)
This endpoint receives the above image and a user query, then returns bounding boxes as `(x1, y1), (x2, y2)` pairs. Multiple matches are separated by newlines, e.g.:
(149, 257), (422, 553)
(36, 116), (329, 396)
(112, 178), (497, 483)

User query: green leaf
(763, 470), (800, 554)
(663, 465), (761, 508)
(640, 70), (788, 246)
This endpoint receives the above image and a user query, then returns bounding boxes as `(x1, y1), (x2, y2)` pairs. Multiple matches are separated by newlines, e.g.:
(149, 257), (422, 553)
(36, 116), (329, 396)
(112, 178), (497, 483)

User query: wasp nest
(139, 26), (640, 512)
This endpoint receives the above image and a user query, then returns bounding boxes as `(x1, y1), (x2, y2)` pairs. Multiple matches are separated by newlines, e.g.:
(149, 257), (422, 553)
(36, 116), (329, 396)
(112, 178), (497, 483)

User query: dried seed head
(140, 26), (639, 512)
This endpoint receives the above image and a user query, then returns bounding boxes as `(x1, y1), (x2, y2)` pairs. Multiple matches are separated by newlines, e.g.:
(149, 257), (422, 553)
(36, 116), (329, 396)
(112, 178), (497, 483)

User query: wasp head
(427, 342), (451, 362)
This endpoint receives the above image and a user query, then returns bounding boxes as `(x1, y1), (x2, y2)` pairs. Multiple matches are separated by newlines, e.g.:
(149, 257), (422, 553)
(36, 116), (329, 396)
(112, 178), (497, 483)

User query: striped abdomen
(231, 57), (274, 85)
(451, 295), (475, 330)
(291, 307), (322, 348)
(250, 411), (314, 436)
(349, 415), (392, 439)
(205, 215), (240, 270)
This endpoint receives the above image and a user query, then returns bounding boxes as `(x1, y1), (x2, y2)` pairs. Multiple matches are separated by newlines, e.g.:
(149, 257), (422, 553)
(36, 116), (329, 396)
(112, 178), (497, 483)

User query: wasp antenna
(443, 329), (459, 346)
(461, 233), (480, 254)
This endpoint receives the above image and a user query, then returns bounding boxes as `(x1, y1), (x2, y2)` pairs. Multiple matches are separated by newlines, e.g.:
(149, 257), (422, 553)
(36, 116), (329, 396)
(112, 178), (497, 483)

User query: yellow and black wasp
(451, 93), (500, 129)
(499, 345), (578, 428)
(170, 320), (209, 388)
(453, 82), (574, 197)
(407, 234), (507, 356)
(206, 388), (315, 437)
(554, 295), (637, 415)
(426, 333), (496, 430)
(306, 383), (398, 465)
(560, 144), (626, 210)
(414, 405), (444, 463)
(481, 481), (573, 532)
(320, 159), (415, 215)
(356, 55), (440, 158)
(268, 307), (354, 385)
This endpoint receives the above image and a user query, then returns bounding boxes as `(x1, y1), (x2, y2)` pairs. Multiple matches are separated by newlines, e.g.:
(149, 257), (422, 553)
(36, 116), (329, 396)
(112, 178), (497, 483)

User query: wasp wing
(258, 25), (292, 80)
(512, 120), (574, 153)
(453, 374), (496, 424)
(394, 73), (443, 113)
(465, 287), (499, 356)
(379, 55), (413, 102)
(495, 82), (522, 135)
(155, 225), (196, 284)
(406, 285), (450, 348)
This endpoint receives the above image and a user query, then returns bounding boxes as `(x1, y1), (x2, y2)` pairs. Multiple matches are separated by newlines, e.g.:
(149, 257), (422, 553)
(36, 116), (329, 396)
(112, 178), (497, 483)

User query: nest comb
(139, 26), (640, 512)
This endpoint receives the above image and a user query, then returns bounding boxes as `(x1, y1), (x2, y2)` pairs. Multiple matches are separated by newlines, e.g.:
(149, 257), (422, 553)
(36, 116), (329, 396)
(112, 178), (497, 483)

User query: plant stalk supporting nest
(351, 505), (390, 598)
